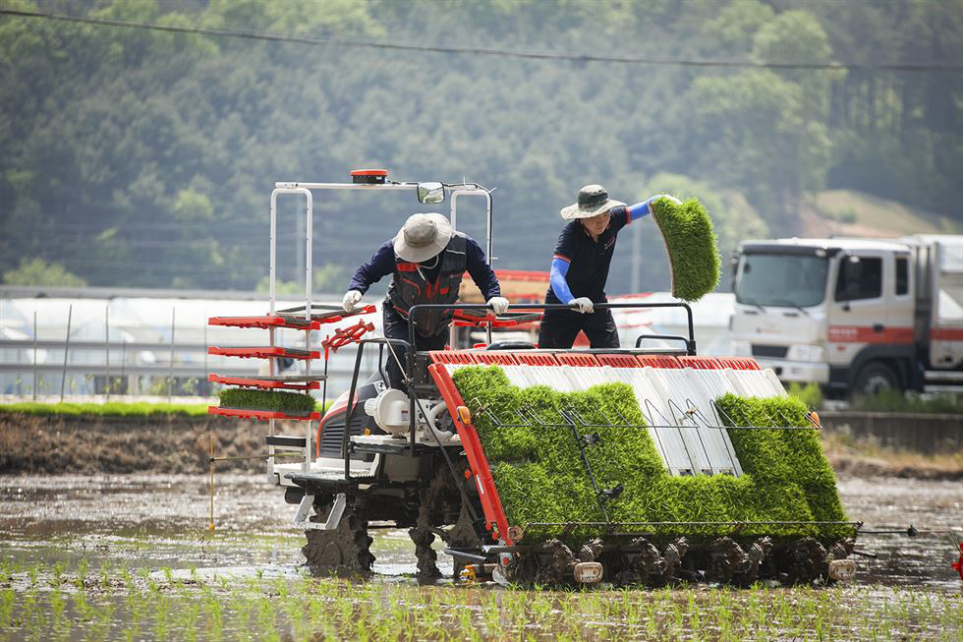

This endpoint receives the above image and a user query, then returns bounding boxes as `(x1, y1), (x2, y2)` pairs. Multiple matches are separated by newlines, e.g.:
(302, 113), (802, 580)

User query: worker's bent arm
(628, 201), (651, 221)
(465, 236), (502, 299)
(348, 240), (396, 295)
(627, 194), (683, 224)
(550, 255), (574, 304)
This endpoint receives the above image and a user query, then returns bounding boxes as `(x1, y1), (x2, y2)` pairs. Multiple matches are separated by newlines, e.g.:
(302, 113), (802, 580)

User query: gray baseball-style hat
(560, 184), (625, 220)
(393, 213), (454, 263)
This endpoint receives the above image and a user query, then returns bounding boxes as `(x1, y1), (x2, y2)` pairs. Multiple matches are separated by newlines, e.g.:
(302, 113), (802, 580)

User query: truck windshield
(736, 252), (828, 308)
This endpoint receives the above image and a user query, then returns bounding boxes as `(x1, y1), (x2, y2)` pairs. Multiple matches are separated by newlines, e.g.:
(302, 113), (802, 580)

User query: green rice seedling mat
(452, 366), (852, 545)
(218, 388), (317, 414)
(650, 197), (721, 302)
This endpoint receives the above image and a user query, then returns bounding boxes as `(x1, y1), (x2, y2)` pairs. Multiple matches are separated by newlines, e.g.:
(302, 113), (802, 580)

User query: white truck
(730, 235), (962, 398)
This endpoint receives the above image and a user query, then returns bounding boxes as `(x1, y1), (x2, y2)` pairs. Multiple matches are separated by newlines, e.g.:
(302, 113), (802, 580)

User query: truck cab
(730, 237), (962, 397)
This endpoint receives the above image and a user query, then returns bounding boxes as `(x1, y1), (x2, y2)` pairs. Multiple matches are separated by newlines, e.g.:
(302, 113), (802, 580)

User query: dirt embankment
(827, 454), (962, 482)
(0, 414), (274, 474)
(1, 414), (961, 480)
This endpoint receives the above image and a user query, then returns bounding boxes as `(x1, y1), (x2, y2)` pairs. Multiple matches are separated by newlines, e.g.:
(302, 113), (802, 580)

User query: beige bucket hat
(560, 184), (625, 220)
(393, 213), (454, 263)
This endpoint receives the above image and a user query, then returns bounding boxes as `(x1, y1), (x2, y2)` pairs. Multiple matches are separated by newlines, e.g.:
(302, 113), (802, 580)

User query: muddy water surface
(2, 474), (960, 589)
(0, 474), (961, 641)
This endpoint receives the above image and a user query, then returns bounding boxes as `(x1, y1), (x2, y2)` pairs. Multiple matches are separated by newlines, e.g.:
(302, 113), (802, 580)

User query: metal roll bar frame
(264, 179), (493, 476)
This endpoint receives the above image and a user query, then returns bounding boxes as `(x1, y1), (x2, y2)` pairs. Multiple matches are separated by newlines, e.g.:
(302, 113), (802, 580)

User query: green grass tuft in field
(649, 197), (721, 301)
(0, 402), (210, 417)
(217, 388), (317, 414)
(452, 366), (851, 543)
(851, 389), (963, 414)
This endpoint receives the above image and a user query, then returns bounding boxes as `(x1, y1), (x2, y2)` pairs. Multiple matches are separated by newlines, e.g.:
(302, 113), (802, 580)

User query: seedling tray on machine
(454, 308), (542, 328)
(208, 315), (322, 330)
(208, 303), (375, 331)
(208, 406), (321, 421)
(207, 373), (325, 391)
(275, 303), (377, 324)
(207, 346), (320, 360)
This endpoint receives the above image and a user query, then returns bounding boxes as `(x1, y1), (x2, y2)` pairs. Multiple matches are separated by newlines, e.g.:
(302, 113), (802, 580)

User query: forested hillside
(1, 0), (960, 294)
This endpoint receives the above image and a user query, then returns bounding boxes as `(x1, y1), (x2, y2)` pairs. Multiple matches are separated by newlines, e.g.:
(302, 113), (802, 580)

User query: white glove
(569, 297), (594, 314)
(488, 297), (510, 315)
(342, 290), (362, 313)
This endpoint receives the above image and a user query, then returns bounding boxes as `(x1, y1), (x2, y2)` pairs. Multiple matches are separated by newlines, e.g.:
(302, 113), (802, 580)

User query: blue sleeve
(348, 241), (396, 294)
(610, 203), (651, 231)
(550, 257), (574, 304)
(464, 236), (501, 299)
(629, 201), (651, 221)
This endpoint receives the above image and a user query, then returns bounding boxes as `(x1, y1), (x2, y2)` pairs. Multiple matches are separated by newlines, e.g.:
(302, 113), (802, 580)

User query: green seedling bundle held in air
(649, 197), (721, 302)
(452, 366), (852, 545)
(217, 388), (317, 414)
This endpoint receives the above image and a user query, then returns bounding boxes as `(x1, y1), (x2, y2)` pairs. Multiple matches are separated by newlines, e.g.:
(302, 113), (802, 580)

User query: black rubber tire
(852, 361), (899, 397)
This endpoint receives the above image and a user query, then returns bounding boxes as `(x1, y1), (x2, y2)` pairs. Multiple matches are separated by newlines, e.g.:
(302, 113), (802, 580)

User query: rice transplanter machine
(207, 170), (860, 587)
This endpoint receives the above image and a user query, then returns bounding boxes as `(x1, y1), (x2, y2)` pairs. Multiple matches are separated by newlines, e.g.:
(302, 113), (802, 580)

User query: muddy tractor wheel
(409, 461), (478, 582)
(783, 537), (829, 584)
(303, 499), (375, 577)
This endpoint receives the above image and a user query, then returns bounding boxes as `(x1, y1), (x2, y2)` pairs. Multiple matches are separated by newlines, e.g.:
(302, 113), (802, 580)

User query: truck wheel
(852, 362), (898, 397)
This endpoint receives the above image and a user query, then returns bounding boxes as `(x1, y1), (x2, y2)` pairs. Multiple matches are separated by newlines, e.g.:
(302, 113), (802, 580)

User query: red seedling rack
(207, 373), (323, 391)
(209, 315), (323, 330)
(207, 346), (320, 360)
(208, 406), (321, 421)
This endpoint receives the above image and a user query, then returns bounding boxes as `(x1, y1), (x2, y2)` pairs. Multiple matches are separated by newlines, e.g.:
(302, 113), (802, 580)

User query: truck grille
(751, 344), (788, 359)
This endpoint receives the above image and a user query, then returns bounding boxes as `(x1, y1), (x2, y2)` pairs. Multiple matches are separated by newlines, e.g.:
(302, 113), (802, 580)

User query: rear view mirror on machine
(417, 182), (445, 204)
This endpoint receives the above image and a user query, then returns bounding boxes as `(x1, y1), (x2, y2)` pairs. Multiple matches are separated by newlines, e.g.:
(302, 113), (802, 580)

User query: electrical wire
(0, 8), (959, 72)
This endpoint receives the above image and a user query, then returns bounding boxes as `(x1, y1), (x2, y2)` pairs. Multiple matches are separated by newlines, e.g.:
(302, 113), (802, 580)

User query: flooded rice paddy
(1, 474), (961, 640)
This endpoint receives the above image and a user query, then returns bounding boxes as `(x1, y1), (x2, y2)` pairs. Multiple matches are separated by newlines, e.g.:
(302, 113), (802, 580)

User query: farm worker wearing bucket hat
(538, 185), (680, 349)
(343, 213), (508, 390)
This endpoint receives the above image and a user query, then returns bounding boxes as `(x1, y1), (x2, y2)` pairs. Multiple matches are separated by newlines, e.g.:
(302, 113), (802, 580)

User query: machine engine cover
(364, 388), (411, 436)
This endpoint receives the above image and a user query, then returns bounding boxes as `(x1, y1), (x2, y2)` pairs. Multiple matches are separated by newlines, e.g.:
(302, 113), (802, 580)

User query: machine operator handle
(406, 302), (697, 356)
(634, 334), (692, 350)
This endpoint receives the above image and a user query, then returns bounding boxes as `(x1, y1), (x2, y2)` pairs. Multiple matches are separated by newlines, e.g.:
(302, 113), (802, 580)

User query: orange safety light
(350, 169), (388, 184)
(457, 406), (472, 425)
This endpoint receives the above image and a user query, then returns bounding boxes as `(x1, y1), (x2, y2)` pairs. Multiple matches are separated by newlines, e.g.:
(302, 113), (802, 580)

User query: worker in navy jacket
(343, 213), (508, 390)
(539, 185), (679, 349)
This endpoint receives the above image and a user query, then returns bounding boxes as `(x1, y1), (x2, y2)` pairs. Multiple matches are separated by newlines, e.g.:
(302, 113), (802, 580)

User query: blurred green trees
(0, 0), (958, 293)
(3, 259), (87, 287)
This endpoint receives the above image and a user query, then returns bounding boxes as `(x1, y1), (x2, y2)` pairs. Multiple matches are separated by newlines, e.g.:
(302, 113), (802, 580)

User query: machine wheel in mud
(303, 499), (375, 577)
(409, 461), (479, 582)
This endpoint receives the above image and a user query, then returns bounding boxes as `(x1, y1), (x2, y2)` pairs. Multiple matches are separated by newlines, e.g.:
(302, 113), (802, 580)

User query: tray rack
(207, 304), (375, 422)
(453, 308), (542, 329)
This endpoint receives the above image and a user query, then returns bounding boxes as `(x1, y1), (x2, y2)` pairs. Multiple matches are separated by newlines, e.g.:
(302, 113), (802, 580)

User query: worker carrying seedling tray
(539, 185), (681, 349)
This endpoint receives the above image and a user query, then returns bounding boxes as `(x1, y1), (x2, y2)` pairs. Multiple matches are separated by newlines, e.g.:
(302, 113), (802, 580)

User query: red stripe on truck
(931, 328), (963, 341)
(828, 325), (914, 344)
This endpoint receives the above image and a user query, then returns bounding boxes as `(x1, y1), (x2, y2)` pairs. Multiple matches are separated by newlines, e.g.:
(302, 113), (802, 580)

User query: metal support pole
(449, 188), (494, 347)
(203, 316), (208, 396)
(304, 190), (313, 471)
(105, 305), (110, 400)
(168, 308), (175, 404)
(32, 311), (37, 402)
(60, 304), (72, 402)
(296, 210), (305, 289)
(120, 340), (127, 396)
